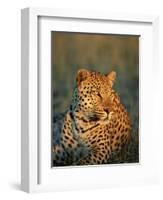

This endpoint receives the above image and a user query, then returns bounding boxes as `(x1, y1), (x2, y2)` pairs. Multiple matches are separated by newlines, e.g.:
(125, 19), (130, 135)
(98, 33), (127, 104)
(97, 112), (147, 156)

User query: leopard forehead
(78, 73), (111, 94)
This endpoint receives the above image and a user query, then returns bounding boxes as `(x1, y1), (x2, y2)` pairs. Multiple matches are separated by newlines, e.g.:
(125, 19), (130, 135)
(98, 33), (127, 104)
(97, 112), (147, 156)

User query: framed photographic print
(21, 8), (159, 193)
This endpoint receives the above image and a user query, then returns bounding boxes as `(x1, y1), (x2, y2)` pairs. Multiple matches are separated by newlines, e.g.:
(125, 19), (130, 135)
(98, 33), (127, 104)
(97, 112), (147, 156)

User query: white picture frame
(21, 7), (159, 193)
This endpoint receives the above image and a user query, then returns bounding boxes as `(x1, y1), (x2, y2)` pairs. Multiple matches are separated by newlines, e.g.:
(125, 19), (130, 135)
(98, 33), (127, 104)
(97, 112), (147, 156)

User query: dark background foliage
(52, 32), (139, 163)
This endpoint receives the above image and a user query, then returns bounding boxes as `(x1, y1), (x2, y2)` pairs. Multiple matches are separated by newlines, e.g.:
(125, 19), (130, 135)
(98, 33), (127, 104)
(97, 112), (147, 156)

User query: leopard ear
(107, 71), (116, 87)
(76, 69), (90, 85)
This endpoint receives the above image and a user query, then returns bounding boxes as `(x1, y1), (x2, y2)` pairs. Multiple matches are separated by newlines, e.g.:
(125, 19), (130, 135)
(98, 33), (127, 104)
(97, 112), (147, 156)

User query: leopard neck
(68, 108), (100, 135)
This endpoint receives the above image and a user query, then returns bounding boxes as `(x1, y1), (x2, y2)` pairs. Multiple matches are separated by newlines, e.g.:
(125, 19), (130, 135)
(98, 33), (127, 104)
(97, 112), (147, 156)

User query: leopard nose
(104, 108), (109, 114)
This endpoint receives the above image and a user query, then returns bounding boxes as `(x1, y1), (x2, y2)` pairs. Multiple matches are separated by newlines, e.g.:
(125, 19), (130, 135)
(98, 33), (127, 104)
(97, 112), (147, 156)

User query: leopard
(52, 69), (132, 166)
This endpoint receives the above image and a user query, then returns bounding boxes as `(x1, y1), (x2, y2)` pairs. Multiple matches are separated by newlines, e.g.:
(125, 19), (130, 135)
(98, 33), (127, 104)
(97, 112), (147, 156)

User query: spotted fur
(52, 69), (132, 166)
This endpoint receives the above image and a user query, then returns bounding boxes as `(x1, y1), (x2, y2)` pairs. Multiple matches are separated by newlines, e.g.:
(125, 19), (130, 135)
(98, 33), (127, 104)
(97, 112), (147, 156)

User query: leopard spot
(70, 139), (75, 144)
(98, 135), (103, 138)
(92, 135), (97, 139)
(97, 139), (101, 143)
(91, 140), (96, 144)
(118, 124), (122, 131)
(116, 136), (120, 140)
(99, 142), (104, 146)
(68, 143), (72, 148)
(125, 128), (129, 132)
(64, 135), (69, 140)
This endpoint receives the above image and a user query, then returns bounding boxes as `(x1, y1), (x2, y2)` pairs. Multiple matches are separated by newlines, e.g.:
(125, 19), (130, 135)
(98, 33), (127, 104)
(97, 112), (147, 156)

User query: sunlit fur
(52, 69), (132, 166)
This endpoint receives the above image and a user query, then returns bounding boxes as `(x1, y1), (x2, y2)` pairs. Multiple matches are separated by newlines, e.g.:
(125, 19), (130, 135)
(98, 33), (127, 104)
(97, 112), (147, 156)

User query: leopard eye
(97, 93), (102, 99)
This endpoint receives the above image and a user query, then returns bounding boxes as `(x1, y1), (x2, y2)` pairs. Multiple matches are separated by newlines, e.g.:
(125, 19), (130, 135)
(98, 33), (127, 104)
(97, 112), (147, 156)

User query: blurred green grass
(52, 32), (139, 163)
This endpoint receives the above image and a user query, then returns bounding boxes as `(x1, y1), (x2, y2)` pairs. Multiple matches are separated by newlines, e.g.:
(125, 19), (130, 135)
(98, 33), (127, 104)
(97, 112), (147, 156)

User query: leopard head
(71, 69), (116, 121)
